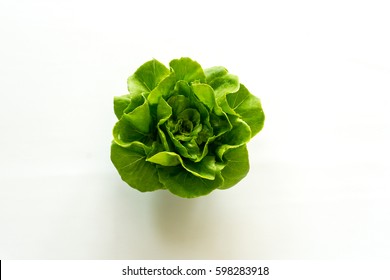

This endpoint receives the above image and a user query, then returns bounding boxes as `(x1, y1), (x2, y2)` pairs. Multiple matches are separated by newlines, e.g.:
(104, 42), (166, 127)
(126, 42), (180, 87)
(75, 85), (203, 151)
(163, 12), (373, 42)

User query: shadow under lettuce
(152, 190), (235, 259)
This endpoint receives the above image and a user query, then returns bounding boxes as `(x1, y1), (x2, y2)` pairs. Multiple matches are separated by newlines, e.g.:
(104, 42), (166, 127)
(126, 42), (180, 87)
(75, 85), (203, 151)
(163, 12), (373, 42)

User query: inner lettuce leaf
(111, 57), (265, 198)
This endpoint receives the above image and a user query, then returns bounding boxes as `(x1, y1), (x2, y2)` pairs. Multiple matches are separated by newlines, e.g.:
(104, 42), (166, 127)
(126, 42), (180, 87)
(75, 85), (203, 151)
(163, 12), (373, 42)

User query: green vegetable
(111, 58), (265, 198)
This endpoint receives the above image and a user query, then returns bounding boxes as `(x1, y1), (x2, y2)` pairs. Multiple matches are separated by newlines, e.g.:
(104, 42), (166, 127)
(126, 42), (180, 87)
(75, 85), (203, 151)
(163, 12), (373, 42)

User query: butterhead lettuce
(111, 58), (264, 198)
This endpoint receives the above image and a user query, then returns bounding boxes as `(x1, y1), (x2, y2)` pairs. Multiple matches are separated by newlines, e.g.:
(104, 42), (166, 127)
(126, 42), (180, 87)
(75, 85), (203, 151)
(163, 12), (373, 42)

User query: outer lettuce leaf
(207, 72), (240, 116)
(219, 145), (249, 189)
(146, 151), (181, 166)
(209, 73), (240, 100)
(215, 115), (252, 159)
(169, 57), (206, 83)
(147, 152), (216, 180)
(227, 84), (265, 137)
(127, 59), (170, 96)
(111, 142), (164, 192)
(204, 66), (228, 83)
(113, 96), (152, 147)
(147, 73), (177, 105)
(122, 94), (145, 115)
(113, 94), (131, 119)
(158, 166), (224, 198)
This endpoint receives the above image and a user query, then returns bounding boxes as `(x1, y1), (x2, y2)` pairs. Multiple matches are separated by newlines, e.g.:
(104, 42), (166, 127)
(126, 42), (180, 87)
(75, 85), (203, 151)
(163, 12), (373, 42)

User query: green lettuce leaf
(204, 66), (228, 83)
(169, 57), (206, 83)
(127, 59), (170, 96)
(158, 166), (223, 198)
(113, 94), (131, 119)
(147, 73), (177, 105)
(227, 84), (265, 137)
(111, 142), (164, 192)
(113, 96), (153, 147)
(215, 115), (252, 159)
(219, 145), (250, 189)
(209, 72), (240, 100)
(147, 152), (216, 180)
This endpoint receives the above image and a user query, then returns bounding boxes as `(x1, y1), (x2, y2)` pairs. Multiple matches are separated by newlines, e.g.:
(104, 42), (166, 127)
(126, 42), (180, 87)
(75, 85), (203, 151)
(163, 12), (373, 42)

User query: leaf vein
(119, 156), (145, 170)
(232, 93), (249, 110)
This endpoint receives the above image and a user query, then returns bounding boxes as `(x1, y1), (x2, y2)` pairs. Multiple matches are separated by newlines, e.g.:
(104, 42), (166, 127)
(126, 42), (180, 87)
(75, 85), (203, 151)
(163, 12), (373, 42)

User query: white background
(0, 0), (389, 259)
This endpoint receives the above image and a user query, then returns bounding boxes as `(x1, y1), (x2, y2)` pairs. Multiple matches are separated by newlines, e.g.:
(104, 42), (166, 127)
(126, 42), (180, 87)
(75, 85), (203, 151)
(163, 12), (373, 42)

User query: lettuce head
(111, 57), (264, 198)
